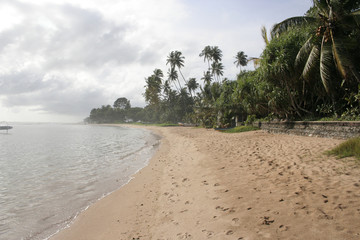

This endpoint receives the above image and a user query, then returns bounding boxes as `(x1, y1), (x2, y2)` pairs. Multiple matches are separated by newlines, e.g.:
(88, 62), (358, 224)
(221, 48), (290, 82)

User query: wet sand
(52, 126), (360, 239)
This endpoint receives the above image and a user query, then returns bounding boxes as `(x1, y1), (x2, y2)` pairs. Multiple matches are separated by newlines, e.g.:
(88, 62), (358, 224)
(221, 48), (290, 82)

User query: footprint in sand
(202, 180), (209, 185)
(177, 232), (192, 239)
(278, 225), (289, 232)
(232, 218), (240, 227)
(226, 230), (234, 235)
(202, 229), (214, 237)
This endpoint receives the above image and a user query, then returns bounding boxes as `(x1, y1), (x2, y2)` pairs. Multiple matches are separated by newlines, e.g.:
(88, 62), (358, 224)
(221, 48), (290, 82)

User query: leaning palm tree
(166, 50), (187, 85)
(234, 51), (248, 73)
(271, 0), (360, 94)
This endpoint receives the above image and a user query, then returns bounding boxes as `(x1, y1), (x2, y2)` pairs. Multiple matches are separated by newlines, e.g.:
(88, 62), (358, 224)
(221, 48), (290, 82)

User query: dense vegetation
(86, 0), (360, 127)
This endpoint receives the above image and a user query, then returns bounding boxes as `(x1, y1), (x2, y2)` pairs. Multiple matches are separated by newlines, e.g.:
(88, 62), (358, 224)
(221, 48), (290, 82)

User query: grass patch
(327, 137), (360, 161)
(220, 126), (260, 133)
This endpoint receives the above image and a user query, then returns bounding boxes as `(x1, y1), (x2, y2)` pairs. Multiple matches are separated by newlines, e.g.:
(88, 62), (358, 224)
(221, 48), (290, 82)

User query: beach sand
(51, 126), (360, 240)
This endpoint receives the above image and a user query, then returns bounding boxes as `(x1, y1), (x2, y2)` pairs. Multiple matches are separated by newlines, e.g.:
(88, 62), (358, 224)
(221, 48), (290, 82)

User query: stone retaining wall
(255, 121), (360, 139)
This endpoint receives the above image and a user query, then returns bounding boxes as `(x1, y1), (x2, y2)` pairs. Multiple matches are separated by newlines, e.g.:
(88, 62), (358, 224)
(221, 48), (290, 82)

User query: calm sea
(0, 124), (159, 240)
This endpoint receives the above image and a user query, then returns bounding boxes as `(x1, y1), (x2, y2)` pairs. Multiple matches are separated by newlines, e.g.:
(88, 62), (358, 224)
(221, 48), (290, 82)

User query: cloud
(0, 0), (313, 122)
(2, 73), (109, 116)
(0, 0), (163, 120)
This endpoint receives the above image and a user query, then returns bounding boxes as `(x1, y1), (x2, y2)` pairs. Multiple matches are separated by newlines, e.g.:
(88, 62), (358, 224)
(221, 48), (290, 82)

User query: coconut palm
(166, 50), (187, 85)
(167, 67), (181, 90)
(187, 78), (199, 97)
(199, 45), (213, 70)
(153, 68), (163, 79)
(201, 71), (213, 85)
(144, 69), (163, 105)
(211, 46), (223, 63)
(271, 0), (360, 94)
(211, 62), (224, 82)
(234, 51), (248, 73)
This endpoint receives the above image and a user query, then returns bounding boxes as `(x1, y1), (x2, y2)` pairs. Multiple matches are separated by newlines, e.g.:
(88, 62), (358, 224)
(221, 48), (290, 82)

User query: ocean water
(0, 124), (159, 240)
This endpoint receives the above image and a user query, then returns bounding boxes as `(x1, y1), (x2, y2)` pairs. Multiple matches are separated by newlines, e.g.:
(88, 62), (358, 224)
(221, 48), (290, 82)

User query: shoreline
(45, 124), (161, 240)
(51, 126), (360, 239)
(47, 127), (160, 240)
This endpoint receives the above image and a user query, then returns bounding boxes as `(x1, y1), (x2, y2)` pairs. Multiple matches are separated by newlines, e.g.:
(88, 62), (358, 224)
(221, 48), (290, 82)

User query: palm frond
(330, 30), (350, 79)
(313, 0), (329, 16)
(295, 36), (315, 68)
(302, 45), (320, 80)
(261, 26), (270, 45)
(320, 37), (334, 94)
(271, 17), (316, 38)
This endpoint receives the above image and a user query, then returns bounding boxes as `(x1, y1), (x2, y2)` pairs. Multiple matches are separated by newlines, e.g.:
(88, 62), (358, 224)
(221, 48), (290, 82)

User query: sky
(0, 0), (313, 123)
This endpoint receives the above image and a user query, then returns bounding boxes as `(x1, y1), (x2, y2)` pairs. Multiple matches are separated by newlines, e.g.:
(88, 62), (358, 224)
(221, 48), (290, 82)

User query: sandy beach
(52, 126), (360, 240)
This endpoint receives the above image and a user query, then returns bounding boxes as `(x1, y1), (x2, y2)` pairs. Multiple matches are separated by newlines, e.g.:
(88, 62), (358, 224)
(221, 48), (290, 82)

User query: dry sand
(52, 126), (360, 240)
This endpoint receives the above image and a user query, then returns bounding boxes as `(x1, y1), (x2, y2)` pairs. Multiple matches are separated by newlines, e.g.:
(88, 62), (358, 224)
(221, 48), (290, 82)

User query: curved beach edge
(51, 125), (360, 240)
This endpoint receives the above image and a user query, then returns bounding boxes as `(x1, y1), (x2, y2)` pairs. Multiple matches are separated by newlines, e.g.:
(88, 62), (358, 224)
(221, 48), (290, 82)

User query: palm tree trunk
(177, 78), (182, 89)
(178, 68), (188, 85)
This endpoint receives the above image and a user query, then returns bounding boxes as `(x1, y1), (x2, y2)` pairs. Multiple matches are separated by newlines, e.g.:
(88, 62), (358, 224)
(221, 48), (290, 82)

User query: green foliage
(245, 115), (256, 125)
(87, 2), (360, 126)
(113, 97), (131, 110)
(272, 0), (360, 107)
(328, 137), (360, 161)
(220, 126), (260, 133)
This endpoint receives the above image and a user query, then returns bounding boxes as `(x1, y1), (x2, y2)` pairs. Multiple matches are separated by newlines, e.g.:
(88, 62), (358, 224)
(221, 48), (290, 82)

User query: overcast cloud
(0, 0), (312, 122)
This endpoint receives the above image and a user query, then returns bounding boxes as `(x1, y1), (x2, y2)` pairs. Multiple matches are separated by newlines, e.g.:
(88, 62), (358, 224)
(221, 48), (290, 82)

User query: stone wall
(255, 121), (360, 139)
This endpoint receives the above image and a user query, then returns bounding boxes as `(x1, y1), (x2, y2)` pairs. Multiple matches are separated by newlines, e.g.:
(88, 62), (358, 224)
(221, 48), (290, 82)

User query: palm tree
(211, 46), (223, 63)
(166, 50), (187, 85)
(271, 0), (360, 94)
(144, 69), (163, 106)
(167, 67), (181, 90)
(234, 51), (248, 73)
(201, 71), (213, 85)
(199, 46), (213, 70)
(211, 62), (224, 82)
(187, 78), (199, 97)
(199, 46), (223, 81)
(153, 68), (163, 79)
